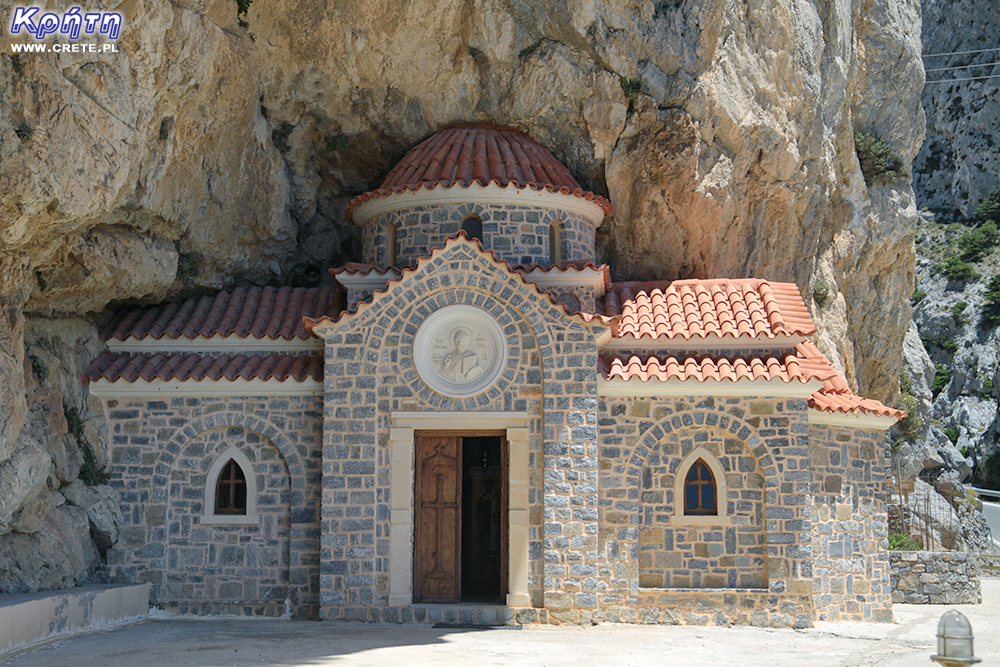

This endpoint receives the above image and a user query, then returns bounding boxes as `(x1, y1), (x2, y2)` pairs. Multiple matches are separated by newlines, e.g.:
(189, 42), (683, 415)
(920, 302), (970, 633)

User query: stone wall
(315, 240), (578, 614)
(597, 397), (816, 628)
(362, 202), (596, 268)
(809, 425), (893, 622)
(890, 551), (981, 604)
(103, 397), (323, 618)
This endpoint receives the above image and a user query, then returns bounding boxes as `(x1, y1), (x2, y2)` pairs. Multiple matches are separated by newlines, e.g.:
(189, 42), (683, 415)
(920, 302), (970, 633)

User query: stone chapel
(84, 123), (904, 627)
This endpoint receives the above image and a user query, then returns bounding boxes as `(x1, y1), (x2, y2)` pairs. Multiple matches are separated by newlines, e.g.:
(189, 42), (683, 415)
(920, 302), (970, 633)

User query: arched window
(215, 459), (248, 515)
(671, 447), (730, 525)
(201, 446), (259, 525)
(386, 221), (397, 267)
(549, 220), (564, 265)
(461, 215), (483, 243)
(683, 459), (717, 516)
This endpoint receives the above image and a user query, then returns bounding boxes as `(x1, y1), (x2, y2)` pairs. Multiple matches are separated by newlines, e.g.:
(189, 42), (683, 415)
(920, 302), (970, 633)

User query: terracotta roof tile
(83, 352), (322, 384)
(600, 350), (836, 385)
(796, 342), (907, 419)
(598, 278), (816, 341)
(346, 123), (614, 219)
(101, 286), (342, 342)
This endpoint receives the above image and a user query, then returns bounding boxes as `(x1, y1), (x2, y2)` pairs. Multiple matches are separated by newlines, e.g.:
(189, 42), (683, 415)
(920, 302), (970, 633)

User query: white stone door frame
(388, 411), (530, 608)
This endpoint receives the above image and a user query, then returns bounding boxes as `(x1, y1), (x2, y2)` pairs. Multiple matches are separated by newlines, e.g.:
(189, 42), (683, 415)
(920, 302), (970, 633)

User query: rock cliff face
(913, 0), (999, 215)
(0, 0), (924, 591)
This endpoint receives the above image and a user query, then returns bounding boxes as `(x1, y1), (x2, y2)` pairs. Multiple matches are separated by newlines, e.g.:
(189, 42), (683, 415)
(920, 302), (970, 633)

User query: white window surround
(199, 446), (261, 525)
(669, 447), (731, 526)
(388, 411), (530, 608)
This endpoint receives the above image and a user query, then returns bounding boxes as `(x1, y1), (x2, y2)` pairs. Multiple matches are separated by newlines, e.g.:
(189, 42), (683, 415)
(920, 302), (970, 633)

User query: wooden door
(414, 435), (462, 602)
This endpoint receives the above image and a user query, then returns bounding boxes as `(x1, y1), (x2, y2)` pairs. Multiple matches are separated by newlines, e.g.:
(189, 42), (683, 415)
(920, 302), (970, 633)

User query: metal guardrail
(969, 486), (1000, 501)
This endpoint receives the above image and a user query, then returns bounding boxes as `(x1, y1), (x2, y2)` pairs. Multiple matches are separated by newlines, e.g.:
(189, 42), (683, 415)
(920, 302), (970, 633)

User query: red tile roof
(600, 350), (836, 385)
(796, 342), (907, 419)
(83, 351), (322, 384)
(101, 286), (342, 342)
(598, 279), (816, 341)
(601, 342), (903, 421)
(346, 123), (614, 218)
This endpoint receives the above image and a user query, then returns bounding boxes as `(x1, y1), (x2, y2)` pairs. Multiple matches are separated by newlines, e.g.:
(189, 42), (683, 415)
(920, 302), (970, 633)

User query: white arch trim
(199, 446), (260, 525)
(670, 446), (732, 526)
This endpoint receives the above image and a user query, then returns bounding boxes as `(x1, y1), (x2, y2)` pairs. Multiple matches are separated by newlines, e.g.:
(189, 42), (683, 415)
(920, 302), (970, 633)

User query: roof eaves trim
(807, 409), (899, 430)
(597, 377), (824, 398)
(602, 333), (808, 351)
(306, 234), (614, 336)
(334, 270), (401, 291)
(351, 182), (606, 227)
(88, 377), (323, 398)
(105, 335), (323, 354)
(519, 266), (608, 297)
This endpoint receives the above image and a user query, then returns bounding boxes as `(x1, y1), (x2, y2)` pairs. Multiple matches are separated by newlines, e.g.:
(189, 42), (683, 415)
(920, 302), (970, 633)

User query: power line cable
(925, 61), (1000, 73)
(925, 74), (1000, 84)
(923, 46), (1000, 58)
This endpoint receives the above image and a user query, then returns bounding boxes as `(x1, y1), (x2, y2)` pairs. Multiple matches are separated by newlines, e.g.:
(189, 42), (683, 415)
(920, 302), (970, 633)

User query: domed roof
(346, 123), (613, 219)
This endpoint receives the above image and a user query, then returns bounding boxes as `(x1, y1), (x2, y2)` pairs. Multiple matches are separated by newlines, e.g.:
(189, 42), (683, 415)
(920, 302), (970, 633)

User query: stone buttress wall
(597, 397), (816, 628)
(809, 424), (892, 623)
(890, 551), (981, 605)
(317, 241), (603, 622)
(362, 203), (596, 268)
(104, 397), (323, 618)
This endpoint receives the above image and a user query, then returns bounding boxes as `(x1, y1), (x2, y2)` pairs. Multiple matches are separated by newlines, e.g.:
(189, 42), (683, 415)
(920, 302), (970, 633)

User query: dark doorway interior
(460, 436), (503, 602)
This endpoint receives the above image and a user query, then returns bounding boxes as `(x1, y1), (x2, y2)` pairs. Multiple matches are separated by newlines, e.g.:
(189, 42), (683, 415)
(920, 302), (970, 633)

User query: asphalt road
(982, 499), (1000, 547)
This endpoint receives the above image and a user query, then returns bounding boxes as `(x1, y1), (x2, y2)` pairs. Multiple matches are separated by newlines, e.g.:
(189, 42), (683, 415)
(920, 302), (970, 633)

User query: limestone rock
(0, 434), (53, 535)
(0, 504), (99, 594)
(62, 480), (123, 553)
(0, 0), (931, 593)
(914, 0), (1000, 215)
(27, 226), (179, 317)
(9, 488), (60, 535)
(902, 320), (934, 401)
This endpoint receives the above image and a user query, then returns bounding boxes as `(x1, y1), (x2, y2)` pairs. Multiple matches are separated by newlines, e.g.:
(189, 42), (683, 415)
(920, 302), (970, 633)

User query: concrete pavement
(4, 580), (999, 667)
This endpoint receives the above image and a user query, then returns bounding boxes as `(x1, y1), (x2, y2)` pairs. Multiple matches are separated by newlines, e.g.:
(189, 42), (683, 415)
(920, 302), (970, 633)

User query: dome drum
(361, 196), (599, 269)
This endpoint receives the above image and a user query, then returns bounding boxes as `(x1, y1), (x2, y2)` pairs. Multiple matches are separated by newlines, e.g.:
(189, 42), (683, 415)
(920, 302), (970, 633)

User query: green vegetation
(911, 286), (927, 304)
(854, 131), (905, 186)
(64, 405), (110, 487)
(978, 187), (1000, 222)
(939, 254), (980, 282)
(812, 280), (830, 305)
(932, 364), (952, 397)
(468, 47), (485, 62)
(981, 273), (1000, 328)
(980, 451), (1000, 490)
(939, 338), (959, 354)
(325, 134), (349, 151)
(895, 393), (922, 441)
(944, 427), (959, 445)
(518, 42), (540, 59)
(950, 301), (969, 324)
(888, 531), (923, 551)
(619, 77), (645, 99)
(899, 371), (914, 396)
(957, 220), (1000, 263)
(27, 354), (48, 383)
(271, 122), (294, 153)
